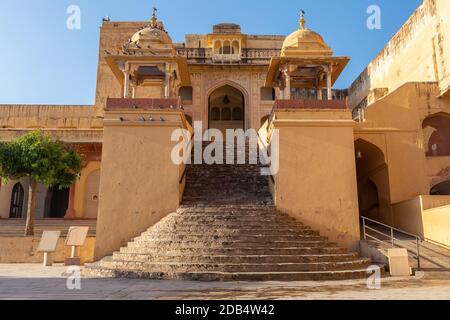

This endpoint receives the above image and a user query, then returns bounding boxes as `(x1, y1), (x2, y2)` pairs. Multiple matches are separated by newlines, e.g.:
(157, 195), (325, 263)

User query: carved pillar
(278, 80), (285, 100)
(164, 73), (170, 98)
(285, 76), (291, 100)
(282, 66), (291, 100)
(326, 65), (332, 100)
(123, 70), (130, 98)
(317, 88), (323, 100)
(64, 183), (77, 219)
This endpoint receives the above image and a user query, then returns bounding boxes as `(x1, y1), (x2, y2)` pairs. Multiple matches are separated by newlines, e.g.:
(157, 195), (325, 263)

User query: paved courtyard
(0, 264), (449, 300)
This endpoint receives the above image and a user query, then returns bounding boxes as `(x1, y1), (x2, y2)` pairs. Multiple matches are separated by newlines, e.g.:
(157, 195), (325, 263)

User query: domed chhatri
(281, 11), (333, 58)
(125, 7), (175, 55)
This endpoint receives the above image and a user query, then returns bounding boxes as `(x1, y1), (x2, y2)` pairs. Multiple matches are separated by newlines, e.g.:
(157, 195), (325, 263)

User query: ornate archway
(208, 84), (245, 134)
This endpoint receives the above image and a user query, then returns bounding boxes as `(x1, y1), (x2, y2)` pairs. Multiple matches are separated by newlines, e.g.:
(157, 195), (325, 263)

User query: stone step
(134, 234), (328, 243)
(169, 214), (301, 222)
(112, 252), (360, 264)
(127, 240), (336, 249)
(166, 222), (305, 229)
(84, 265), (372, 281)
(177, 207), (278, 213)
(97, 259), (372, 273)
(147, 229), (319, 236)
(119, 246), (351, 256)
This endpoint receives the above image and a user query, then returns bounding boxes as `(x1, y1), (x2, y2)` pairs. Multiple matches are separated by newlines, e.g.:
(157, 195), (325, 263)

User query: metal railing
(361, 216), (423, 271)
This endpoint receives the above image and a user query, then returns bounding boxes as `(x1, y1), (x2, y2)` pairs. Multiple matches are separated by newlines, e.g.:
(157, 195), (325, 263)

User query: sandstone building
(0, 0), (449, 280)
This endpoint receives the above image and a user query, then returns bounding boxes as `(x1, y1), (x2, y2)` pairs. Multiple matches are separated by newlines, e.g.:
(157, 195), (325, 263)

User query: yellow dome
(281, 14), (333, 58)
(125, 9), (175, 55)
(130, 24), (173, 47)
(283, 28), (326, 48)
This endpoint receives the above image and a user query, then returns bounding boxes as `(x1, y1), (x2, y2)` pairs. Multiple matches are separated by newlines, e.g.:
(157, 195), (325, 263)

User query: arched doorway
(84, 170), (100, 219)
(44, 186), (70, 218)
(208, 85), (245, 134)
(354, 139), (392, 224)
(9, 183), (24, 218)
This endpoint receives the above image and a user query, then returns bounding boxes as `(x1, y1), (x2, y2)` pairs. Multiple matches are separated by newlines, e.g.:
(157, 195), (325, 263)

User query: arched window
(422, 113), (450, 157)
(221, 107), (231, 121)
(9, 183), (24, 218)
(221, 40), (232, 54)
(211, 107), (221, 121)
(232, 107), (243, 121)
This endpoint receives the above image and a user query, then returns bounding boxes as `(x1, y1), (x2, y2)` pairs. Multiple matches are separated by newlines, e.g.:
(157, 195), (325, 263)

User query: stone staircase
(0, 219), (97, 237)
(85, 142), (371, 281)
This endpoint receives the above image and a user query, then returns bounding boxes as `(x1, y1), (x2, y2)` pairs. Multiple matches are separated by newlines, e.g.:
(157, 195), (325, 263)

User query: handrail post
(391, 228), (395, 247)
(362, 217), (367, 240)
(416, 237), (421, 271)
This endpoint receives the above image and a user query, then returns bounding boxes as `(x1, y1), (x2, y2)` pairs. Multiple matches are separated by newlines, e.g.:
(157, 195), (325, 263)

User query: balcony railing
(106, 98), (182, 111)
(212, 54), (241, 62)
(273, 99), (348, 110)
(176, 48), (280, 64)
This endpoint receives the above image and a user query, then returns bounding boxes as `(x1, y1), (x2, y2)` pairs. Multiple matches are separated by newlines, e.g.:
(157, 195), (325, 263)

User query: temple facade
(0, 0), (449, 273)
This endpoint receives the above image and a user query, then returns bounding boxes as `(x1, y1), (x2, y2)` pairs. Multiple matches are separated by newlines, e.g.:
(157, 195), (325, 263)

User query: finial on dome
(300, 10), (306, 29)
(150, 7), (158, 28)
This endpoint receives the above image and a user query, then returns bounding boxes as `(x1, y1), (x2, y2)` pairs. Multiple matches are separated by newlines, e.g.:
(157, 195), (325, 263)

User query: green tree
(0, 131), (81, 235)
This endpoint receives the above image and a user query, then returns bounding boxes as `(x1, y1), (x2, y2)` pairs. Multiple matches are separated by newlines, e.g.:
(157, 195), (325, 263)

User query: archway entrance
(208, 85), (245, 135)
(354, 139), (392, 224)
(44, 186), (69, 218)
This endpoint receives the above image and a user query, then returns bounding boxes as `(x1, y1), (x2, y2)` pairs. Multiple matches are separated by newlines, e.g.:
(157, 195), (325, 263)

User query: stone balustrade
(106, 98), (182, 110)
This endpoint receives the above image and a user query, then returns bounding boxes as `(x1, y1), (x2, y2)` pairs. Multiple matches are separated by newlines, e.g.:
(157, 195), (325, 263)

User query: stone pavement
(0, 264), (449, 300)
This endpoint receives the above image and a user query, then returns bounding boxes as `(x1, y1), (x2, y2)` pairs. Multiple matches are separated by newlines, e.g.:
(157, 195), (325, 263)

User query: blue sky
(0, 0), (421, 105)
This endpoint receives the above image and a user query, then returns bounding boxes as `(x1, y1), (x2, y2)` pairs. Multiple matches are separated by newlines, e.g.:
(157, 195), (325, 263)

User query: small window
(179, 86), (193, 101)
(232, 107), (243, 121)
(222, 107), (231, 121)
(261, 87), (275, 101)
(211, 107), (220, 121)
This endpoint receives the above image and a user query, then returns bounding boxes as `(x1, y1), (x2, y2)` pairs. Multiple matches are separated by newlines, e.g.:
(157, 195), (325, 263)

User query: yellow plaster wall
(392, 196), (424, 236)
(273, 110), (361, 249)
(355, 83), (448, 204)
(74, 161), (101, 218)
(422, 205), (450, 247)
(94, 111), (187, 259)
(349, 0), (450, 108)
(393, 195), (450, 247)
(0, 237), (95, 264)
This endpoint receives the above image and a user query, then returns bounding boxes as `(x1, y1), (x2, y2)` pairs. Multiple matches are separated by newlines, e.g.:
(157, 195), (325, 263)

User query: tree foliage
(0, 131), (81, 188)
